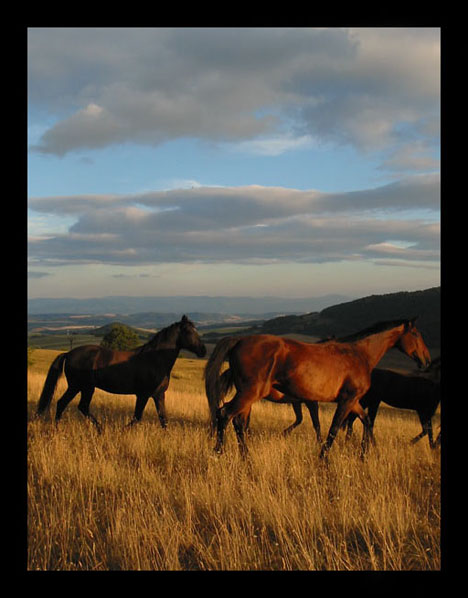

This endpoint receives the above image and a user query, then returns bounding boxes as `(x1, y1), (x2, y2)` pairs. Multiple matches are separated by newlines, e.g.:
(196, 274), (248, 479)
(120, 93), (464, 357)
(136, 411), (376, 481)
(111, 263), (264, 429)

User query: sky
(28, 27), (440, 301)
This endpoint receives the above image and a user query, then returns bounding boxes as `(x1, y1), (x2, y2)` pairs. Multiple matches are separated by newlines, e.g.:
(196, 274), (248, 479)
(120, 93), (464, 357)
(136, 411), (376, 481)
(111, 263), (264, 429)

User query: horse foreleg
(422, 413), (436, 449)
(153, 392), (168, 429)
(427, 421), (435, 449)
(127, 394), (151, 426)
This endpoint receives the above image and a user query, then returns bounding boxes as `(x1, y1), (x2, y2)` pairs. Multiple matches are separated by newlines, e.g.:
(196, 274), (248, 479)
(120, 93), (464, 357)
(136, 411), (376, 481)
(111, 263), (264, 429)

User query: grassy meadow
(27, 349), (441, 571)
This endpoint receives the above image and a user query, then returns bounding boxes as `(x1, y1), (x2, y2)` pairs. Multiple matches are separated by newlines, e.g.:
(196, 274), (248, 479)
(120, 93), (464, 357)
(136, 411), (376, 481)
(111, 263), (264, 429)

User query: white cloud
(379, 141), (440, 173)
(222, 134), (315, 156)
(28, 28), (440, 159)
(28, 175), (440, 268)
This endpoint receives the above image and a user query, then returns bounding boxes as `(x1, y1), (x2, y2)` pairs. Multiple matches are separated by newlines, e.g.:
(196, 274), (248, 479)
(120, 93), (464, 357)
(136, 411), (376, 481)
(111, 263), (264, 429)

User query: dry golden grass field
(27, 349), (441, 571)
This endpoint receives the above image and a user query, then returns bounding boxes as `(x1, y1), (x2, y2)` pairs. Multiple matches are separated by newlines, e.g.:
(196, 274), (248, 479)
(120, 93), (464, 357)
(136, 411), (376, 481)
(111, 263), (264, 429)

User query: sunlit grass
(27, 351), (440, 571)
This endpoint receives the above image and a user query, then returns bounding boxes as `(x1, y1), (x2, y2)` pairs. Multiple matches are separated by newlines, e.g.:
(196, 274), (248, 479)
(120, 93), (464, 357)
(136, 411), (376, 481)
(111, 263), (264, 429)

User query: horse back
(362, 368), (440, 411)
(66, 344), (135, 369)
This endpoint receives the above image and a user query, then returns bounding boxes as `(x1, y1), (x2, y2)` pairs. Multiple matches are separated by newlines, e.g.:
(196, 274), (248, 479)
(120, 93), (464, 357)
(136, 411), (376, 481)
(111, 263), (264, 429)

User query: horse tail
(204, 336), (241, 432)
(36, 353), (67, 415)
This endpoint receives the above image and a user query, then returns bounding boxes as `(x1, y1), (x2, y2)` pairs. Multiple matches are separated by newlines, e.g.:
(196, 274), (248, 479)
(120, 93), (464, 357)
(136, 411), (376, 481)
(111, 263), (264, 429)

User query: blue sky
(28, 27), (440, 300)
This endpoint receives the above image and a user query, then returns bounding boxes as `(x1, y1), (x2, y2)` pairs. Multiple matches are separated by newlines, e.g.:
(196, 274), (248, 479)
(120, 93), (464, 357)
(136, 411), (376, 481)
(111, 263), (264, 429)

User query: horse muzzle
(413, 352), (431, 370)
(197, 344), (207, 358)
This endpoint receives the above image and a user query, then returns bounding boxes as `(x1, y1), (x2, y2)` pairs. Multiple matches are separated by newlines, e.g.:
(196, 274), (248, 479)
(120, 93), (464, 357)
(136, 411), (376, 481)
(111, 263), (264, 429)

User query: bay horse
(279, 349), (439, 444)
(260, 336), (335, 442)
(205, 317), (430, 459)
(36, 316), (206, 432)
(344, 357), (440, 448)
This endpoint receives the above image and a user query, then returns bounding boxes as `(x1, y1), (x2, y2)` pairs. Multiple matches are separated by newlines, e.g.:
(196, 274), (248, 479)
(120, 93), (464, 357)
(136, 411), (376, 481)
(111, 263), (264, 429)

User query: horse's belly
(95, 379), (136, 395)
(279, 373), (344, 402)
(94, 368), (160, 395)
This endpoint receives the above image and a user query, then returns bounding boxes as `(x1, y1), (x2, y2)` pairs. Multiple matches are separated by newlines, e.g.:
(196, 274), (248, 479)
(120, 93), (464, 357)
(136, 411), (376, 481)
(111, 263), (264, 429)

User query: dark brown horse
(344, 357), (441, 448)
(36, 316), (206, 431)
(205, 318), (430, 458)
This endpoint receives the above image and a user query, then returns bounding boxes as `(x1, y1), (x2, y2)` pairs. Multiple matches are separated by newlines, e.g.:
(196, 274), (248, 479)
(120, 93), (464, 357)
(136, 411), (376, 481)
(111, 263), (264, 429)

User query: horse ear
(181, 315), (188, 323)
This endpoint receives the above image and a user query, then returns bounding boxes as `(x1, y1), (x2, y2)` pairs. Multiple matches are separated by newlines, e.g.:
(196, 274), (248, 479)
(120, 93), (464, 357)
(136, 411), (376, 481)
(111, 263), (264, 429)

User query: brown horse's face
(179, 317), (207, 358)
(396, 321), (431, 369)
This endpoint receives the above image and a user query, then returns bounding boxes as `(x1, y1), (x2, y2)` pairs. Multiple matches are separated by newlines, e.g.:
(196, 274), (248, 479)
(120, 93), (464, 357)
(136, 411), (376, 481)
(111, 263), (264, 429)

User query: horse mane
(135, 317), (197, 353)
(334, 318), (413, 343)
(135, 321), (181, 353)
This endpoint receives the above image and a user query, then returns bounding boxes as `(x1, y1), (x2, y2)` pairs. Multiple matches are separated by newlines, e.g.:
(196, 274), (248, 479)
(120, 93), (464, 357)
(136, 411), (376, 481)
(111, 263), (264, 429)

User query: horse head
(395, 316), (431, 369)
(178, 315), (207, 358)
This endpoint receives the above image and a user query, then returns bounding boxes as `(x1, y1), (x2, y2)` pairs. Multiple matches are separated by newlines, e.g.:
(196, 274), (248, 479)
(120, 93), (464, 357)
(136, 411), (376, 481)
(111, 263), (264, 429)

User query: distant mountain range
(27, 294), (351, 316)
(28, 287), (440, 351)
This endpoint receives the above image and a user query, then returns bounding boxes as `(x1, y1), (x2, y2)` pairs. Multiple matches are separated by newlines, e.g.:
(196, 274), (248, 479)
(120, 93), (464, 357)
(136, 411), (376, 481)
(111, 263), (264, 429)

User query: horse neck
(139, 325), (181, 354)
(354, 326), (404, 370)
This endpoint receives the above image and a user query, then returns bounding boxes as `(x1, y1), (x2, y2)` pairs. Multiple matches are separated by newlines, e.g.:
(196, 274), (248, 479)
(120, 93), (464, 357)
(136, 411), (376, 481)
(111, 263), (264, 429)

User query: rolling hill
(243, 287), (440, 348)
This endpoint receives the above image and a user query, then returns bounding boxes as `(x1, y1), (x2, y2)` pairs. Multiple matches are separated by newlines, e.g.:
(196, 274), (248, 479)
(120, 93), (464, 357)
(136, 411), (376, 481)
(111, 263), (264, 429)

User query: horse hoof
(319, 446), (330, 461)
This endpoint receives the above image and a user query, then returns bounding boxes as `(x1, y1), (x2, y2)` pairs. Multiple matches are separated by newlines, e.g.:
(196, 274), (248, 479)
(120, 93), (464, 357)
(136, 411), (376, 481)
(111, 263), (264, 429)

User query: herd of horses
(35, 314), (440, 459)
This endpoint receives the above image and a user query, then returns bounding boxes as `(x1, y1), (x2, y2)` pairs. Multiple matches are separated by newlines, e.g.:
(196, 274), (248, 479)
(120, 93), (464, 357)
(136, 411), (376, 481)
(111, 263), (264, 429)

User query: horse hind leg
(351, 401), (375, 458)
(283, 402), (303, 436)
(214, 403), (231, 454)
(215, 389), (259, 456)
(319, 383), (365, 459)
(233, 408), (251, 459)
(284, 401), (321, 444)
(77, 387), (101, 433)
(55, 386), (79, 423)
(411, 414), (434, 448)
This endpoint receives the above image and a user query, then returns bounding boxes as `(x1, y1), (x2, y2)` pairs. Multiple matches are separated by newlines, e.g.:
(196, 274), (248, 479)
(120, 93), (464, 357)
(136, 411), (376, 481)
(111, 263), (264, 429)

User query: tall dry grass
(27, 351), (440, 570)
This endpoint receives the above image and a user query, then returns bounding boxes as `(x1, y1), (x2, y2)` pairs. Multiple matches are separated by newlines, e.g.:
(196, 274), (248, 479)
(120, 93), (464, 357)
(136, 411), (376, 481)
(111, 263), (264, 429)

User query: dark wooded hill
(243, 287), (440, 348)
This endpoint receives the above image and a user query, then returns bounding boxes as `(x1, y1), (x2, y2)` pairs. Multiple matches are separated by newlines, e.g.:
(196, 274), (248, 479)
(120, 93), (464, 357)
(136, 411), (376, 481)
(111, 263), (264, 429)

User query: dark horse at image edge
(205, 317), (431, 459)
(343, 357), (441, 448)
(36, 316), (206, 431)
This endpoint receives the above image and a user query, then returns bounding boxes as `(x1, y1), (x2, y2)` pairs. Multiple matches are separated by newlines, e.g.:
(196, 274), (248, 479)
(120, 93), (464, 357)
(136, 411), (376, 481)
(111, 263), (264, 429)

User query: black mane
(136, 317), (197, 353)
(136, 321), (181, 353)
